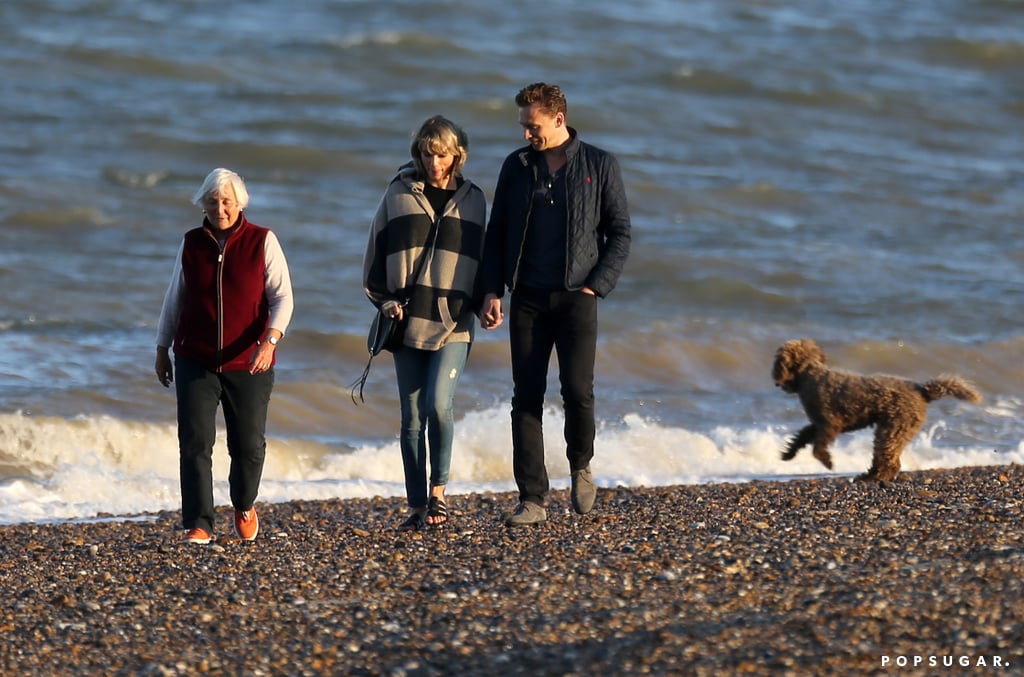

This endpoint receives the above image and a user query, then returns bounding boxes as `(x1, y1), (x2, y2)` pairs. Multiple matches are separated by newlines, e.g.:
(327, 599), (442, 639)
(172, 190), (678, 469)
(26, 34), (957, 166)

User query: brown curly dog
(772, 338), (982, 481)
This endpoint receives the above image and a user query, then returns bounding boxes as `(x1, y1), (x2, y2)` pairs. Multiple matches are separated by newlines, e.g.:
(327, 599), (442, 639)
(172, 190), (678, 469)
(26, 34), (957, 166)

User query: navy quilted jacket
(479, 128), (631, 299)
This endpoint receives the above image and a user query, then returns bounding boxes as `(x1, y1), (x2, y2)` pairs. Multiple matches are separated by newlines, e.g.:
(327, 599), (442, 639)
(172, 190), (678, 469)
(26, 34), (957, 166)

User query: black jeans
(175, 356), (274, 533)
(509, 288), (598, 506)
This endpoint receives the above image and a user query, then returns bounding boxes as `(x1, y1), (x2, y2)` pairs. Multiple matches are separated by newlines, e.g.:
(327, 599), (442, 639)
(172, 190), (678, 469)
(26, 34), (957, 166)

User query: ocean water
(1, 0), (1022, 524)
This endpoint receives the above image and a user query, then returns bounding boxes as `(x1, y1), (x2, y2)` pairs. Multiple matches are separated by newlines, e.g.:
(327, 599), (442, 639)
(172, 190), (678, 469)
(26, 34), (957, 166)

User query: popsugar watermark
(881, 655), (1011, 670)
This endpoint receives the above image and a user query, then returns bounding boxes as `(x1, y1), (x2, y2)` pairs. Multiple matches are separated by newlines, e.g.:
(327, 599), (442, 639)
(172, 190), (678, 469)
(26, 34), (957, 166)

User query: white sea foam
(0, 409), (1018, 526)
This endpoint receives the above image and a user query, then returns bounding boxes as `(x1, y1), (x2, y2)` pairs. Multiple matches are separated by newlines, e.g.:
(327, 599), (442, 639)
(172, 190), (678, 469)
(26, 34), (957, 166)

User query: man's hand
(479, 293), (504, 330)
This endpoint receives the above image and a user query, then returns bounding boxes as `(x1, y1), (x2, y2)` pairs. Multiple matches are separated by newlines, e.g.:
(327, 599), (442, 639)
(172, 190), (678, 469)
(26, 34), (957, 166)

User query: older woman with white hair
(155, 167), (294, 545)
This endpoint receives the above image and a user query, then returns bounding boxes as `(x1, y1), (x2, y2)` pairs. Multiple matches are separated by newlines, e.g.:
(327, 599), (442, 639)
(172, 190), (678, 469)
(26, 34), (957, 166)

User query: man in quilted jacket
(478, 82), (632, 527)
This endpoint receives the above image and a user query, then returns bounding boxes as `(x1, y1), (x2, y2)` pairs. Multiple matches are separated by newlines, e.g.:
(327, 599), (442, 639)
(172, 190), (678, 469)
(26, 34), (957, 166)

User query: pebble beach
(2, 465), (1021, 676)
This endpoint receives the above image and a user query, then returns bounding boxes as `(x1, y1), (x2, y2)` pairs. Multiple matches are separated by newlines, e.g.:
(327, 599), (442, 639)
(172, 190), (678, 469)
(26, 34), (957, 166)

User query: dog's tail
(920, 375), (982, 404)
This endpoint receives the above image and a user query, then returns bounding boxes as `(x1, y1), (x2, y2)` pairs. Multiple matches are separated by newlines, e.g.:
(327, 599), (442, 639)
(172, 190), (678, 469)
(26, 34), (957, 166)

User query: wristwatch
(267, 336), (279, 346)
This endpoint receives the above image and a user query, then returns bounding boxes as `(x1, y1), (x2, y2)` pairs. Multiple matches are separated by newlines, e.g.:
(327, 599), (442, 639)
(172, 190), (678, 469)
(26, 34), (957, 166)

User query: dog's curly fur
(772, 338), (982, 482)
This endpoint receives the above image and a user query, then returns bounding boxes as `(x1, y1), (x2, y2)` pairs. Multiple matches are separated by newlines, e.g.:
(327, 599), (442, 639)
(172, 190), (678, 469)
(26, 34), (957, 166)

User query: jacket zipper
(217, 246), (224, 372)
(205, 229), (227, 373)
(511, 163), (540, 291)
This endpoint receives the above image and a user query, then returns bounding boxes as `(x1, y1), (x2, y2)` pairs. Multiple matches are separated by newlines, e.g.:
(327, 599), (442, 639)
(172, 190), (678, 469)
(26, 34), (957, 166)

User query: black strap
(349, 211), (439, 405)
(349, 357), (373, 405)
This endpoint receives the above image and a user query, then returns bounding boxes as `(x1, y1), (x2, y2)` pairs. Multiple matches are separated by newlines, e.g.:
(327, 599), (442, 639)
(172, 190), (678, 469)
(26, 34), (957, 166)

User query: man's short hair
(515, 83), (567, 118)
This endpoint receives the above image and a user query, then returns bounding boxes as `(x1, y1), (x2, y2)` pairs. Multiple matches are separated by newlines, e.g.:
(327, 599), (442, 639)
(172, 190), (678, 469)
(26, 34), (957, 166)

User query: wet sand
(1, 464), (1021, 676)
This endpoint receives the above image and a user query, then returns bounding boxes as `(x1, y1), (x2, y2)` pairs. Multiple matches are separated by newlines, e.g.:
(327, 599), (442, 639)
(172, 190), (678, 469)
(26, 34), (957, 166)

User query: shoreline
(2, 464), (1021, 675)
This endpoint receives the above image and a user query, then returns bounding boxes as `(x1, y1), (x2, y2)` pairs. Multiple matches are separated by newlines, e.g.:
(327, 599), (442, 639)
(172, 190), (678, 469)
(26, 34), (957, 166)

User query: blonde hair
(410, 116), (469, 179)
(192, 168), (250, 209)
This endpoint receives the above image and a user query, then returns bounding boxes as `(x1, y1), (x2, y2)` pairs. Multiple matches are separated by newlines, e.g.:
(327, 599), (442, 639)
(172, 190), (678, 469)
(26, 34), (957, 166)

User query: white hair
(192, 168), (250, 209)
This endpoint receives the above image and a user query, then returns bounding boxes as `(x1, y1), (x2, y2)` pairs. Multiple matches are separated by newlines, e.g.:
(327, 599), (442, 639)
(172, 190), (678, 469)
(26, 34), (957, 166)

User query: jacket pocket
(437, 297), (458, 330)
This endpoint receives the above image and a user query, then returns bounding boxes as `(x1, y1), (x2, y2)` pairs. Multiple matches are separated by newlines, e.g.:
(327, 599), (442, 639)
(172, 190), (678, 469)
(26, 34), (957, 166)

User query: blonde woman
(362, 116), (487, 530)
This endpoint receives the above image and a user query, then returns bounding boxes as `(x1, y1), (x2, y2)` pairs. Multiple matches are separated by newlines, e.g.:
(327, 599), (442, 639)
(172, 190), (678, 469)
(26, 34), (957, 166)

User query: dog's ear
(773, 342), (796, 381)
(802, 339), (826, 365)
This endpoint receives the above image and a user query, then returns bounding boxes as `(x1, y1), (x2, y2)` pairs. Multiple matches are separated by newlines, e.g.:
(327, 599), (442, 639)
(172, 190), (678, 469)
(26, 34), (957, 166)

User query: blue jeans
(509, 288), (598, 506)
(393, 341), (470, 508)
(175, 357), (274, 533)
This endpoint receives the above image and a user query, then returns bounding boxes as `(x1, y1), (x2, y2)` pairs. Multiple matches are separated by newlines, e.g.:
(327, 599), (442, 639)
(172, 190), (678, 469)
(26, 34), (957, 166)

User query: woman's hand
(249, 334), (280, 374)
(155, 348), (173, 387)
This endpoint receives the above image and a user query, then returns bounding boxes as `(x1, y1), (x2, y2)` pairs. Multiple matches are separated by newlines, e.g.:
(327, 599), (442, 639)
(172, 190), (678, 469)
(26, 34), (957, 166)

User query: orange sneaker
(233, 507), (259, 541)
(184, 527), (212, 544)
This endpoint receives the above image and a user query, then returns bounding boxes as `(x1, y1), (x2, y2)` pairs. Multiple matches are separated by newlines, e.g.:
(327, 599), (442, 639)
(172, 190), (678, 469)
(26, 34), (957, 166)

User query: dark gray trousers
(175, 357), (274, 533)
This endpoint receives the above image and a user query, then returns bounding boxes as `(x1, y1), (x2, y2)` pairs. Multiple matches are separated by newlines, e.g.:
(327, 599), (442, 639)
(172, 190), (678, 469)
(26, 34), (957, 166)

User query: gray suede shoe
(503, 501), (547, 527)
(571, 466), (596, 515)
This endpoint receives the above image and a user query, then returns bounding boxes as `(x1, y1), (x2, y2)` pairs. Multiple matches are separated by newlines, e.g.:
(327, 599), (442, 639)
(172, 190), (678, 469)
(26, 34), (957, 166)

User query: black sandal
(426, 495), (449, 527)
(398, 512), (424, 532)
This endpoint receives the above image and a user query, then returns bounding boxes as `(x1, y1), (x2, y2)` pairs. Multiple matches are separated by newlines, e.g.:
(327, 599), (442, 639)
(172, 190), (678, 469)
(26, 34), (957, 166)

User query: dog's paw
(854, 472), (897, 485)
